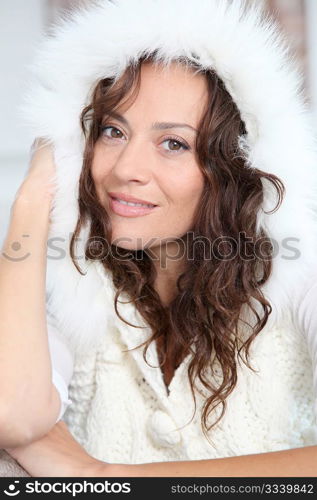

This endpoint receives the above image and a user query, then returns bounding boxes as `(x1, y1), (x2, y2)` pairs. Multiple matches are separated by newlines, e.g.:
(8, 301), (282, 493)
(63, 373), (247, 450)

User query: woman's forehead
(112, 61), (208, 124)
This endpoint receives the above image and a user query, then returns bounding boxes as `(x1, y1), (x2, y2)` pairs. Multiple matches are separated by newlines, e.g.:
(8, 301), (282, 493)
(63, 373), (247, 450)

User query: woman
(1, 0), (317, 477)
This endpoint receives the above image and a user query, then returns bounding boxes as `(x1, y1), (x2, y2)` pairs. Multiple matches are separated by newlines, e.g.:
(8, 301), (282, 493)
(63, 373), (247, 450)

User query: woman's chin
(110, 238), (146, 252)
(110, 232), (161, 252)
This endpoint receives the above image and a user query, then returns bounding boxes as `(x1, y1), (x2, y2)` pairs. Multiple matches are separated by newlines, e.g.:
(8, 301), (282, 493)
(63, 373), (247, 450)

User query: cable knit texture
(63, 263), (317, 464)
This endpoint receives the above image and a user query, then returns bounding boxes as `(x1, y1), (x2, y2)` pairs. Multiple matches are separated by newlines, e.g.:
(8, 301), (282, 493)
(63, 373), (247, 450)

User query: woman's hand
(13, 137), (57, 208)
(5, 421), (102, 477)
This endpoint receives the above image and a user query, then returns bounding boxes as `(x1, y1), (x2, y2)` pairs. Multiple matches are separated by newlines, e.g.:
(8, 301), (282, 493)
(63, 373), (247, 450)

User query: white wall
(305, 0), (317, 133)
(0, 0), (46, 157)
(0, 0), (46, 243)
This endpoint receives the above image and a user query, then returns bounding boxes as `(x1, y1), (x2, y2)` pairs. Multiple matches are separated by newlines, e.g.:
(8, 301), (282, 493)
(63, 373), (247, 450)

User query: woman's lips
(109, 196), (159, 217)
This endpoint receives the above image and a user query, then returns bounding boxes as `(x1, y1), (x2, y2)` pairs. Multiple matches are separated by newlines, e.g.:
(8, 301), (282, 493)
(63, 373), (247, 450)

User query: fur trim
(21, 0), (317, 352)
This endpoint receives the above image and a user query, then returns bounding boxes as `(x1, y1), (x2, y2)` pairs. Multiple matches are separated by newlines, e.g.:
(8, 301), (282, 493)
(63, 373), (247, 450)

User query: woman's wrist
(2, 192), (53, 259)
(12, 185), (53, 214)
(10, 187), (53, 229)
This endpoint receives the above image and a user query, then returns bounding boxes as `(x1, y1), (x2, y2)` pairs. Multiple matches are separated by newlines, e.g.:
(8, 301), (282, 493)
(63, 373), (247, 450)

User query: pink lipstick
(108, 193), (158, 218)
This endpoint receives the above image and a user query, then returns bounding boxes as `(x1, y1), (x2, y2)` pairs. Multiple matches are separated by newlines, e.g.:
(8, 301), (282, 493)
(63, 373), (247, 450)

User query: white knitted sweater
(62, 264), (317, 464)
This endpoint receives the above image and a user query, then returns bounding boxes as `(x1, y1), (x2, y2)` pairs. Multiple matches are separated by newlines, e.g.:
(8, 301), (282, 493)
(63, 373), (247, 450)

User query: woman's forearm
(0, 146), (61, 448)
(95, 445), (317, 477)
(7, 422), (317, 478)
(0, 198), (61, 447)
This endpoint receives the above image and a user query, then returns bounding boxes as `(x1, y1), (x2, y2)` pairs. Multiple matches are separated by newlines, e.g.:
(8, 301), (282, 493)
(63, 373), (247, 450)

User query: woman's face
(91, 61), (208, 254)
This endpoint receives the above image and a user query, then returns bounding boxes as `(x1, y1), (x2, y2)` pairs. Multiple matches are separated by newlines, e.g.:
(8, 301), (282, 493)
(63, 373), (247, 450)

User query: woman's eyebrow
(105, 111), (197, 133)
(152, 121), (197, 133)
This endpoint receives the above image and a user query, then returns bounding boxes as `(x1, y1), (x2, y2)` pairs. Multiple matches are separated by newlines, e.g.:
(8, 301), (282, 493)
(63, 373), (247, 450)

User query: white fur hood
(21, 0), (317, 353)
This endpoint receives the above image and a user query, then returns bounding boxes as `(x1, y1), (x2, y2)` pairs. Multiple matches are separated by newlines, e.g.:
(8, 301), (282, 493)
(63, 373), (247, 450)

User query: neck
(147, 239), (188, 307)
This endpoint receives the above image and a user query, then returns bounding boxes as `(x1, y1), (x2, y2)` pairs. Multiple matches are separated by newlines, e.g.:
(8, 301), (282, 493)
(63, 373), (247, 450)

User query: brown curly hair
(70, 52), (285, 441)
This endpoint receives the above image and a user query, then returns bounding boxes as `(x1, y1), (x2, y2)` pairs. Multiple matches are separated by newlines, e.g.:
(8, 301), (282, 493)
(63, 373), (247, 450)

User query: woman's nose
(111, 138), (152, 183)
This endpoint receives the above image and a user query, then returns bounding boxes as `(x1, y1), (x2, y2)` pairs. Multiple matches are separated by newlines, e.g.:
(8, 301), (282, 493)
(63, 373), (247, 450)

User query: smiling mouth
(109, 196), (159, 218)
(111, 196), (156, 208)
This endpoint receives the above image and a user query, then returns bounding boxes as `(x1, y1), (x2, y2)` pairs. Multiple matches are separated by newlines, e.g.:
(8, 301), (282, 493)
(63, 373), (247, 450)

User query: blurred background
(0, 0), (316, 245)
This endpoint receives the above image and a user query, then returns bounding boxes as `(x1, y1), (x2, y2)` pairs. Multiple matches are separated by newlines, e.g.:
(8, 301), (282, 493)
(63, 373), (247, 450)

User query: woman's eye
(162, 138), (190, 154)
(100, 126), (190, 154)
(101, 126), (124, 139)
